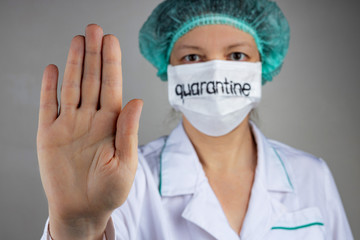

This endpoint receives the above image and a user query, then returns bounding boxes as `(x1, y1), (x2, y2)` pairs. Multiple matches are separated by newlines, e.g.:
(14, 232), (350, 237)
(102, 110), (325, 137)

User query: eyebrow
(226, 42), (254, 50)
(175, 42), (255, 51)
(175, 44), (203, 51)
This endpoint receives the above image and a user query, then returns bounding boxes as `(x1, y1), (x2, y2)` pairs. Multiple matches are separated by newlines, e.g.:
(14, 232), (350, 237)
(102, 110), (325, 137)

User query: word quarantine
(174, 78), (252, 101)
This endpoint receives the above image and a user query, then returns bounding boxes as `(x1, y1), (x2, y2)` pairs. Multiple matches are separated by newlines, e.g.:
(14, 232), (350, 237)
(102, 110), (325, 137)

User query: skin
(38, 24), (260, 239)
(38, 24), (143, 240)
(170, 25), (260, 234)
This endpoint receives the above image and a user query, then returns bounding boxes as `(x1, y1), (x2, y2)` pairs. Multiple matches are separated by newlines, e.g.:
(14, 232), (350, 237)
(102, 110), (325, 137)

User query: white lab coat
(41, 122), (353, 240)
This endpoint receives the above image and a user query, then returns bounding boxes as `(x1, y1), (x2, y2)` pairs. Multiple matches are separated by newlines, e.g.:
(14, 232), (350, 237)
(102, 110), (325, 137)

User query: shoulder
(251, 123), (328, 181)
(269, 139), (328, 182)
(269, 139), (326, 172)
(267, 139), (331, 202)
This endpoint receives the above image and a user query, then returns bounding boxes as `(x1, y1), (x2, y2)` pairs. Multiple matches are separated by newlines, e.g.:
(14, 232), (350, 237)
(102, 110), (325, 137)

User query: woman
(39, 0), (353, 239)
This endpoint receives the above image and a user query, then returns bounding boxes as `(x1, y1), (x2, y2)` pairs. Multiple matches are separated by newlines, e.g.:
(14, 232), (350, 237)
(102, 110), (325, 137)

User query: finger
(81, 24), (103, 109)
(100, 34), (122, 113)
(60, 35), (84, 113)
(39, 64), (59, 127)
(115, 99), (143, 163)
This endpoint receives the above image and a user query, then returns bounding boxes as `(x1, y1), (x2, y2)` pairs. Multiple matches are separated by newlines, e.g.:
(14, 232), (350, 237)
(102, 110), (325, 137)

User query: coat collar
(159, 121), (205, 197)
(159, 121), (294, 197)
(159, 121), (294, 239)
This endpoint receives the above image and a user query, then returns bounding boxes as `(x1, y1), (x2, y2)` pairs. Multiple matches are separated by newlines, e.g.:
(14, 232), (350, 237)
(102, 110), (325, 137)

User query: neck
(182, 116), (257, 175)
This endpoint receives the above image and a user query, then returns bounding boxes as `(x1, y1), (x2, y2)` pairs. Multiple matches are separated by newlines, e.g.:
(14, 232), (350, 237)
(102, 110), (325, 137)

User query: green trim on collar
(158, 137), (168, 196)
(271, 222), (324, 230)
(272, 147), (294, 190)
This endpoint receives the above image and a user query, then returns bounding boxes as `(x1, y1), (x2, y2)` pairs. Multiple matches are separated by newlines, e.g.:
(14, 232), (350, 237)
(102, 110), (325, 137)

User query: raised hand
(37, 24), (143, 240)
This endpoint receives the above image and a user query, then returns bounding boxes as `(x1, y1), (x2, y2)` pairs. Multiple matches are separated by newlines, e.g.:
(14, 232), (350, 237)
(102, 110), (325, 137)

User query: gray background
(0, 0), (359, 239)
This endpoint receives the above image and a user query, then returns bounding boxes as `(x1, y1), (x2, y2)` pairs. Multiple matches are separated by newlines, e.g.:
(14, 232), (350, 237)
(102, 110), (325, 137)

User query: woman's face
(170, 24), (260, 66)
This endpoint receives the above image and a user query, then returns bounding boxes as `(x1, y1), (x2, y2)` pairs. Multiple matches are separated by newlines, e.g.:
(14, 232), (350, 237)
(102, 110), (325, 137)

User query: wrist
(49, 213), (110, 240)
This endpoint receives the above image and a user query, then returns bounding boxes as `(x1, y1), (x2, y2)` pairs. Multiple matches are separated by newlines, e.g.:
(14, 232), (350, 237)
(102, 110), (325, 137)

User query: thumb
(115, 99), (143, 164)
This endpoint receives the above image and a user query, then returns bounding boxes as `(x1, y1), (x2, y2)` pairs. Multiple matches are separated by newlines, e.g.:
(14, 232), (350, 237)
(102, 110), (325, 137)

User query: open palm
(37, 24), (143, 239)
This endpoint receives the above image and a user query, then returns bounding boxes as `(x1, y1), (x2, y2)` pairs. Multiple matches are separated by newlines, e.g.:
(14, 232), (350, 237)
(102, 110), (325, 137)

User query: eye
(183, 54), (201, 63)
(229, 52), (248, 61)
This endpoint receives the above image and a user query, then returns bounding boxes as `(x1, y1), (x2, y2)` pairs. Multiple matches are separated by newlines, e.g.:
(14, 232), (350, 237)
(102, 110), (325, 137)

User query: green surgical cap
(139, 0), (290, 85)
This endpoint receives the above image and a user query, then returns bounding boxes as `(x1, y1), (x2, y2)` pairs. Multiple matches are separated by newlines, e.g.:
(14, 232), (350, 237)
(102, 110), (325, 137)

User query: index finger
(100, 34), (122, 113)
(39, 64), (59, 127)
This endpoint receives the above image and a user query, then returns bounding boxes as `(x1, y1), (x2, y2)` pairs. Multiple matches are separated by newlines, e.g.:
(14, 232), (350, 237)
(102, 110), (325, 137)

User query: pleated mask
(167, 60), (262, 136)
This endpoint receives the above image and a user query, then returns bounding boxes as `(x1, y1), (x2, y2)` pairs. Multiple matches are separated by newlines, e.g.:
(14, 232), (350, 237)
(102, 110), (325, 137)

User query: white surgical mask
(167, 60), (262, 137)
